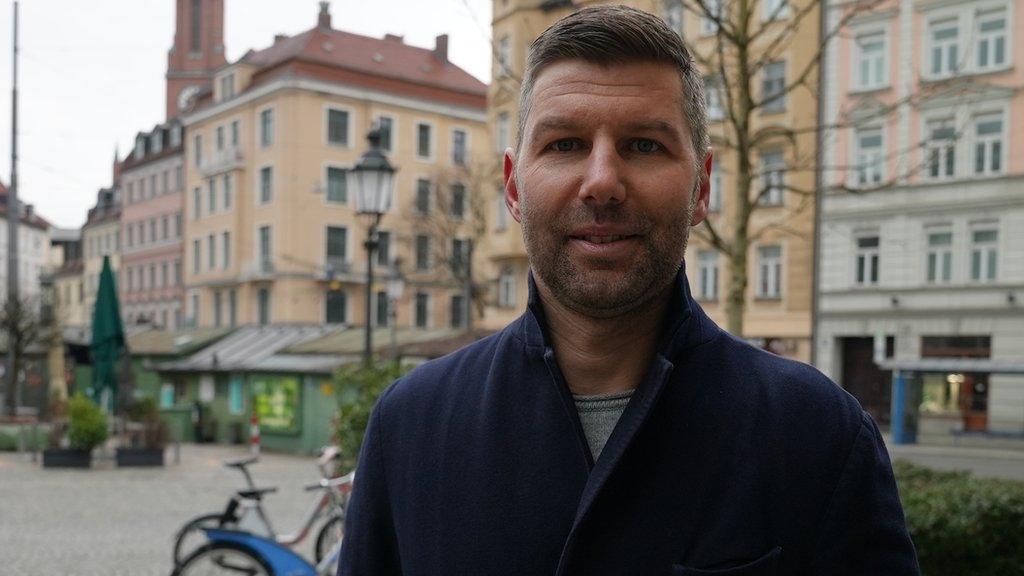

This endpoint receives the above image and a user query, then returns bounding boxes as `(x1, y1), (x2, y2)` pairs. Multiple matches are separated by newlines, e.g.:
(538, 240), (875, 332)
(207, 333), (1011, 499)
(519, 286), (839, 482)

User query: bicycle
(173, 446), (352, 566)
(171, 475), (354, 576)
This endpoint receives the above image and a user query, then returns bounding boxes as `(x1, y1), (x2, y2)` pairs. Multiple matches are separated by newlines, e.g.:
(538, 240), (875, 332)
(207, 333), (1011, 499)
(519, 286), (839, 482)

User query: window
(328, 108), (350, 146)
(663, 2), (683, 34)
(222, 231), (231, 269)
(257, 288), (270, 325)
(326, 226), (348, 268)
(855, 127), (884, 186)
(498, 267), (517, 308)
(223, 174), (233, 209)
(974, 113), (1003, 175)
(213, 291), (222, 328)
(376, 116), (393, 151)
(228, 377), (244, 415)
(128, 182), (135, 204)
(259, 166), (273, 203)
(175, 166), (183, 190)
(976, 10), (1007, 70)
(855, 236), (880, 286)
(192, 239), (201, 274)
(701, 0), (723, 35)
(149, 219), (157, 243)
(193, 187), (201, 219)
(127, 268), (134, 292)
(376, 290), (389, 328)
(451, 294), (466, 328)
(970, 228), (998, 282)
(150, 174), (157, 198)
(259, 226), (272, 269)
(759, 151), (785, 205)
(327, 167), (348, 203)
(326, 290), (346, 323)
(161, 261), (168, 288)
(926, 120), (956, 179)
(415, 292), (429, 328)
(452, 129), (467, 165)
(377, 231), (391, 267)
(207, 233), (216, 270)
(161, 216), (169, 240)
(757, 245), (782, 298)
(496, 112), (510, 152)
(450, 183), (466, 219)
(705, 76), (724, 121)
(175, 213), (182, 238)
(260, 109), (274, 147)
(127, 224), (135, 248)
(190, 293), (199, 327)
(763, 0), (789, 21)
(139, 178), (146, 200)
(230, 120), (239, 147)
(193, 134), (202, 167)
(189, 0), (201, 52)
(161, 171), (169, 194)
(926, 231), (953, 283)
(415, 235), (431, 270)
(174, 260), (181, 286)
(416, 123), (433, 159)
(208, 178), (216, 213)
(497, 35), (511, 76)
(216, 125), (224, 151)
(228, 290), (237, 327)
(855, 32), (886, 90)
(697, 251), (719, 300)
(929, 19), (959, 77)
(220, 74), (235, 100)
(169, 125), (182, 148)
(415, 179), (431, 214)
(451, 238), (470, 277)
(709, 164), (723, 212)
(761, 61), (786, 113)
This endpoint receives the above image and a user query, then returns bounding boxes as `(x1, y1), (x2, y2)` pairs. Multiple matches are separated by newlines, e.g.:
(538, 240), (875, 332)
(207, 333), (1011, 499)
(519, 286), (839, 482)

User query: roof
(127, 327), (232, 357)
(156, 324), (345, 373)
(0, 183), (53, 230)
(239, 26), (486, 99)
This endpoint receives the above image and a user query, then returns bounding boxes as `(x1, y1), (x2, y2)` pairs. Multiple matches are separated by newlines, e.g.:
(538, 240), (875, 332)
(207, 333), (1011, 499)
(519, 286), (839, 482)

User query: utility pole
(6, 1), (21, 413)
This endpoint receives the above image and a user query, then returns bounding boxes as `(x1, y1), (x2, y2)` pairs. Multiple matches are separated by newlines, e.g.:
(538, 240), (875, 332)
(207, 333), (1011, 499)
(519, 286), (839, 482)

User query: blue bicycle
(171, 474), (353, 576)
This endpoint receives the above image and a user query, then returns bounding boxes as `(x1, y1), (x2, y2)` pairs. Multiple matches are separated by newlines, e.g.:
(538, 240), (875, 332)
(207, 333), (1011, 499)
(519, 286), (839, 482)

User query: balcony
(240, 258), (275, 281)
(199, 147), (245, 178)
(316, 258), (362, 284)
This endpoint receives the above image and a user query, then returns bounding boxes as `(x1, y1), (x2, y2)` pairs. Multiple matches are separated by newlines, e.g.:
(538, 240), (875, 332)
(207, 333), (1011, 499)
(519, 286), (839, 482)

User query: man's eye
(631, 139), (661, 153)
(549, 139), (578, 152)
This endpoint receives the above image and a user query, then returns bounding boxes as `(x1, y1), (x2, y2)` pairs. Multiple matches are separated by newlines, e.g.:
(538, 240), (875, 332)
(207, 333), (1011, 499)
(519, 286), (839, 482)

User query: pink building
(818, 0), (1024, 442)
(120, 121), (186, 329)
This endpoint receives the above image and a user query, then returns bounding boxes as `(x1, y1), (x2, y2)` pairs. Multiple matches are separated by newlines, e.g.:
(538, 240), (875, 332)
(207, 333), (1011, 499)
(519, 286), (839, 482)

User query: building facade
(818, 0), (1024, 437)
(180, 3), (488, 330)
(0, 185), (52, 304)
(166, 0), (227, 120)
(485, 1), (821, 362)
(120, 121), (187, 329)
(81, 188), (122, 326)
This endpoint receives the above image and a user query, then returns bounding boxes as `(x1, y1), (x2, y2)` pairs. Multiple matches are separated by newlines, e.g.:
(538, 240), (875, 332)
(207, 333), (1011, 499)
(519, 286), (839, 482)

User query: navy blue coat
(339, 271), (919, 575)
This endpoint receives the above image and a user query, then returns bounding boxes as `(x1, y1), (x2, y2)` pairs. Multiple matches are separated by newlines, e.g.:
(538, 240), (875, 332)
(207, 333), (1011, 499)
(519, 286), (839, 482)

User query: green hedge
(0, 424), (50, 451)
(894, 461), (1024, 576)
(333, 362), (410, 471)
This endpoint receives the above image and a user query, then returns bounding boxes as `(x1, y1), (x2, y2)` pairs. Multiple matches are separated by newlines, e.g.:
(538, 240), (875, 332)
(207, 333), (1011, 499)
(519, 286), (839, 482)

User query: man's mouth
(580, 235), (634, 244)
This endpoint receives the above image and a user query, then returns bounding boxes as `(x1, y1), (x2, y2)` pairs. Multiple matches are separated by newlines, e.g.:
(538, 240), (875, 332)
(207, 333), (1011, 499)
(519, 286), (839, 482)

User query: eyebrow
(528, 117), (684, 146)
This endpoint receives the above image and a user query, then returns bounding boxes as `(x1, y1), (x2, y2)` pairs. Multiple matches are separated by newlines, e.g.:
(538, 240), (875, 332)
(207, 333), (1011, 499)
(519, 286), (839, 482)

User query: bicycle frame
(203, 528), (317, 576)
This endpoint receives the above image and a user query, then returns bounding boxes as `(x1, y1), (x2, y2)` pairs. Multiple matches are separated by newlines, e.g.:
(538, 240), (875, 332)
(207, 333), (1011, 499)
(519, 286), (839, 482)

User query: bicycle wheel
(173, 512), (224, 565)
(172, 542), (272, 576)
(314, 513), (344, 563)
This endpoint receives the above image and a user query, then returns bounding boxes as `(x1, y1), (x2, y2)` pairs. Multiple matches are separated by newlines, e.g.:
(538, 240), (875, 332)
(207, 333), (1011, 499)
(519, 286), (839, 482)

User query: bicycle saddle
(236, 487), (278, 499)
(223, 455), (259, 468)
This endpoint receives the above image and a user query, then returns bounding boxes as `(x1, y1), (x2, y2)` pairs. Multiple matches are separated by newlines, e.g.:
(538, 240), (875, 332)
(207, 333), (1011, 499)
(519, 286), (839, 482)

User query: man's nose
(578, 140), (625, 205)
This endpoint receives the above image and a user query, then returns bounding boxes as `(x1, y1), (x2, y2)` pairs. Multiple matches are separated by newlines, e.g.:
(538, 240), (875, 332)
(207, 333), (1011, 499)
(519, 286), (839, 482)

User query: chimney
(317, 1), (331, 29)
(433, 34), (449, 63)
(23, 204), (33, 220)
(384, 33), (404, 43)
(274, 34), (288, 44)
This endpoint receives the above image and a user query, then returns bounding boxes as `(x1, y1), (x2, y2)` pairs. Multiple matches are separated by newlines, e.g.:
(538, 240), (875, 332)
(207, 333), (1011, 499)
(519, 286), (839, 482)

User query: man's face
(505, 59), (711, 317)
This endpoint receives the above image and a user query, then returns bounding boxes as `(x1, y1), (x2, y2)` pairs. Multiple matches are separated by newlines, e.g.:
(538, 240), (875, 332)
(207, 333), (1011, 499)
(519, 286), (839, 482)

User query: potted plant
(116, 397), (167, 467)
(42, 393), (108, 468)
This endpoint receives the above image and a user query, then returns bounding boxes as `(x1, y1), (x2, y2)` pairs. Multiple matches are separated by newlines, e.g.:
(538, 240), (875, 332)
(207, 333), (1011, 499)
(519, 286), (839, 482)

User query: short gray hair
(517, 5), (709, 171)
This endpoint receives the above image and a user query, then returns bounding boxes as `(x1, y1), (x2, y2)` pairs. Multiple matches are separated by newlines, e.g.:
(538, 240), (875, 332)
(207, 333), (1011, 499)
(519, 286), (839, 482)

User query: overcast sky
(0, 0), (493, 229)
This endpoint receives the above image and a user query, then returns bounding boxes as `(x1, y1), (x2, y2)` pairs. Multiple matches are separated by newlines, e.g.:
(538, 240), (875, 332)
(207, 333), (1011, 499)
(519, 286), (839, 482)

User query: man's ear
(690, 148), (713, 226)
(504, 149), (522, 223)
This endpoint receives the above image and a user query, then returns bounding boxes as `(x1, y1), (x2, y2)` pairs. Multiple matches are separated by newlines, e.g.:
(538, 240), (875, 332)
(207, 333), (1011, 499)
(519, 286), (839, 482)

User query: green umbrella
(90, 255), (126, 413)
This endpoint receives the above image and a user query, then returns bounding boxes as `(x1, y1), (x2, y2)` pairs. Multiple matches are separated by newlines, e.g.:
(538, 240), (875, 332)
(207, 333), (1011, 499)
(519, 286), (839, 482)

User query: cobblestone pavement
(0, 445), (330, 576)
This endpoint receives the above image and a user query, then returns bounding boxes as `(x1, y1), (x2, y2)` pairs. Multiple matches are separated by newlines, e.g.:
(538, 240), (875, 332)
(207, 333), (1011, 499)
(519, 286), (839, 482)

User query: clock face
(177, 86), (201, 111)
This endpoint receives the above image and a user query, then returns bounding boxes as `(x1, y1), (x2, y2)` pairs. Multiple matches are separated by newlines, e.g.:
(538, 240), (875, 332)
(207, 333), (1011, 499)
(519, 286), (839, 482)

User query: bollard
(249, 412), (260, 455)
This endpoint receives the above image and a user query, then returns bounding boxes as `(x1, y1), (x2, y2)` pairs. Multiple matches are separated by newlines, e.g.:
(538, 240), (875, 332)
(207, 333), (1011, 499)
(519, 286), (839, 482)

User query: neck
(536, 277), (673, 396)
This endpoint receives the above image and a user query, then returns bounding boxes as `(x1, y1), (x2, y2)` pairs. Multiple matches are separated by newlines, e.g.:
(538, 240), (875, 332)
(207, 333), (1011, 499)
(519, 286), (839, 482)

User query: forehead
(525, 59), (687, 132)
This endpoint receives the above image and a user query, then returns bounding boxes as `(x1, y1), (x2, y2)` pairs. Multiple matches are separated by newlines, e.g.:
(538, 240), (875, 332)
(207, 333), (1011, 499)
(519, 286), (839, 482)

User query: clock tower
(165, 0), (227, 120)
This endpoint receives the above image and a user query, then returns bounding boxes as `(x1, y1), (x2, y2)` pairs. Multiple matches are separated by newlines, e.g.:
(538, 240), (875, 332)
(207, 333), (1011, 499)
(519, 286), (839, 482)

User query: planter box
(42, 449), (91, 468)
(115, 447), (165, 467)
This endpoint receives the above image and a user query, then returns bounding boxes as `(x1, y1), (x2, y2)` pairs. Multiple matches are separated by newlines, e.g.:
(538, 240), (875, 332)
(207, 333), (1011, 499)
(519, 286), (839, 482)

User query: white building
(0, 182), (54, 304)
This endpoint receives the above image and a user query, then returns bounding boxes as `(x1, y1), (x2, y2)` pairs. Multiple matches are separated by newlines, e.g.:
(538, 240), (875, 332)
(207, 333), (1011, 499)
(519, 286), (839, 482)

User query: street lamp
(349, 128), (397, 366)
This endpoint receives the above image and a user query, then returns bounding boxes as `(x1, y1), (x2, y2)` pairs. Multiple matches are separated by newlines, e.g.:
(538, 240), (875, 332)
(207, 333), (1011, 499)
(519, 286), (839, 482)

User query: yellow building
(180, 3), (489, 330)
(80, 187), (122, 327)
(486, 1), (819, 361)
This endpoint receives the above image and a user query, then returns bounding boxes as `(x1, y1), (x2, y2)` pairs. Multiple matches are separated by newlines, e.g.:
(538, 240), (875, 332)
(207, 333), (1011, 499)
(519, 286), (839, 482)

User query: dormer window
(219, 73), (235, 101)
(134, 136), (146, 159)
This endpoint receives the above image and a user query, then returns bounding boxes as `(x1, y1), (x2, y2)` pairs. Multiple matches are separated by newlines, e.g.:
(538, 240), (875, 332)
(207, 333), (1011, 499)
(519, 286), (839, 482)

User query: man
(340, 6), (919, 575)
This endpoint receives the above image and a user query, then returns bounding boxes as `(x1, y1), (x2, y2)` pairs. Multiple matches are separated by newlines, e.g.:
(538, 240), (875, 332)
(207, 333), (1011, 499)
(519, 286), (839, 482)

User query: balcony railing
(240, 258), (275, 280)
(199, 147), (245, 178)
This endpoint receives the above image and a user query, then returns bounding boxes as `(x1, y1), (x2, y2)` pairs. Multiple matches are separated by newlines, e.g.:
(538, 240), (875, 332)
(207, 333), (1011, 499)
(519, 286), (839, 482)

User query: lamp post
(349, 128), (396, 367)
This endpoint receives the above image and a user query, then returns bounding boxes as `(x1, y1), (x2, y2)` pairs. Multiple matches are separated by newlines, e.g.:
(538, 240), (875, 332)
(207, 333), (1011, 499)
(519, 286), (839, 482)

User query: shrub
(894, 460), (1024, 576)
(123, 396), (167, 449)
(66, 394), (108, 451)
(333, 362), (410, 470)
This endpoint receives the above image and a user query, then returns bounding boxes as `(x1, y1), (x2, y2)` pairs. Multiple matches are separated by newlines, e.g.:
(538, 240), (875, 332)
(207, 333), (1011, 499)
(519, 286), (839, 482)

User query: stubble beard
(520, 180), (696, 319)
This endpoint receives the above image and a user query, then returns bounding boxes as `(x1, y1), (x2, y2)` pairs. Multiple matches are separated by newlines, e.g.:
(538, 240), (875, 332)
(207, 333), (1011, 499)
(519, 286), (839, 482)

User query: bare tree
(1, 295), (45, 417)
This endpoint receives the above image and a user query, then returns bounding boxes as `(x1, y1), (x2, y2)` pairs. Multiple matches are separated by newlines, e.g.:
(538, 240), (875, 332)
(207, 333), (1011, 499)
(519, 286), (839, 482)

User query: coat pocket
(671, 546), (781, 576)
